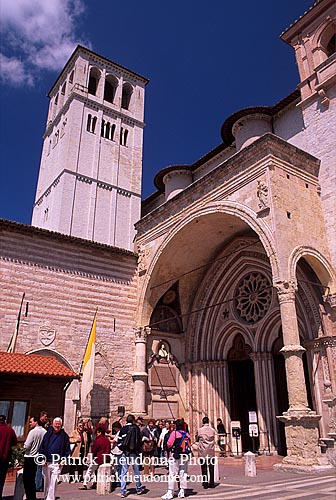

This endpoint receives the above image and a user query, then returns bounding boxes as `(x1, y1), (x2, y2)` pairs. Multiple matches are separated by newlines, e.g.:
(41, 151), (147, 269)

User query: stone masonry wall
(0, 221), (139, 422)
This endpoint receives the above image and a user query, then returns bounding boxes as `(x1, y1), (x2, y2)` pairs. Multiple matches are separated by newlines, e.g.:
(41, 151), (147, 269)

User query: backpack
(173, 431), (192, 459)
(119, 425), (139, 453)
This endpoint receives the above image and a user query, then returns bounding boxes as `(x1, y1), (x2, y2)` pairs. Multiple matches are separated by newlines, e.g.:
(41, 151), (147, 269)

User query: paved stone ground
(3, 456), (335, 500)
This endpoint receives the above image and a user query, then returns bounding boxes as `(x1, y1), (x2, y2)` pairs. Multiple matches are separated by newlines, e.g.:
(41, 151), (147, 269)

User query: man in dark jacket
(118, 414), (145, 497)
(0, 414), (17, 500)
(39, 417), (70, 500)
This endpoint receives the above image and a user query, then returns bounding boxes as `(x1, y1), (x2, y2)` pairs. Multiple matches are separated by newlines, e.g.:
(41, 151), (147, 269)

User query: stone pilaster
(274, 280), (332, 471)
(132, 327), (150, 414)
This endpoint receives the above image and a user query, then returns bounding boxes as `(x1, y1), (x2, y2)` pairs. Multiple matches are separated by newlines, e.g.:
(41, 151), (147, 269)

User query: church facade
(1, 0), (335, 470)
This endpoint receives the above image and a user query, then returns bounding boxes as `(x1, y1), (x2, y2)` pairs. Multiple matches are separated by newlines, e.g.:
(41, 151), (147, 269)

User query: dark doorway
(228, 334), (259, 452)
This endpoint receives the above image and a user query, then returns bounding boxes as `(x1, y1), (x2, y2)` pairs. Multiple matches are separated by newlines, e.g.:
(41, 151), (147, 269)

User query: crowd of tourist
(0, 411), (223, 499)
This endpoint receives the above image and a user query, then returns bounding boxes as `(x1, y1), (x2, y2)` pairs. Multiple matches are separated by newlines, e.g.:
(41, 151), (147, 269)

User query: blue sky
(0, 0), (313, 225)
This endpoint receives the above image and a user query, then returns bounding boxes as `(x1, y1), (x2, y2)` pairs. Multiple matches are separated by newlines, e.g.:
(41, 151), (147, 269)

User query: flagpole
(79, 308), (98, 374)
(7, 292), (25, 353)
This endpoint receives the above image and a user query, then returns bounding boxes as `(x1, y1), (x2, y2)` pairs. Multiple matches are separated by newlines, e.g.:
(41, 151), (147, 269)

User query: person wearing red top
(0, 414), (17, 499)
(79, 426), (111, 490)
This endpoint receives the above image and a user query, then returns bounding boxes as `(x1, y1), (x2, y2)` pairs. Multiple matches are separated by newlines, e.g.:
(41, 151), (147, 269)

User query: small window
(101, 120), (116, 141)
(121, 83), (133, 110)
(105, 121), (110, 139)
(92, 116), (97, 133)
(61, 118), (67, 137)
(120, 127), (128, 146)
(53, 130), (59, 147)
(87, 114), (97, 133)
(61, 82), (66, 95)
(69, 70), (74, 84)
(0, 400), (29, 438)
(88, 67), (101, 96)
(110, 124), (116, 141)
(55, 93), (59, 106)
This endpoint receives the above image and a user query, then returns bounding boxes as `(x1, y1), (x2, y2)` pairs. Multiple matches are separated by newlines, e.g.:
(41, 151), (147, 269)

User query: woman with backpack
(161, 419), (191, 500)
(141, 418), (160, 476)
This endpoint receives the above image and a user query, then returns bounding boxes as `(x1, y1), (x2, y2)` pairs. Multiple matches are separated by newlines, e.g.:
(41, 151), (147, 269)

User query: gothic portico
(136, 123), (335, 467)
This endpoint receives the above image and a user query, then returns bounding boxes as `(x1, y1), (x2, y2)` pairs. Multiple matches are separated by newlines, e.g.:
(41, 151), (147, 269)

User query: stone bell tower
(32, 45), (148, 251)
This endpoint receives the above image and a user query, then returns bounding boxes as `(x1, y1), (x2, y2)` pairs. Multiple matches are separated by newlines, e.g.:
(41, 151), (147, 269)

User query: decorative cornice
(34, 169), (140, 207)
(0, 254), (134, 284)
(0, 219), (137, 257)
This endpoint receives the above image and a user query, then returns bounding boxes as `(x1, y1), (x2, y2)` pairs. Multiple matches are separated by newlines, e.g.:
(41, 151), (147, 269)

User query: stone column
(250, 352), (268, 453)
(132, 327), (150, 414)
(274, 280), (331, 471)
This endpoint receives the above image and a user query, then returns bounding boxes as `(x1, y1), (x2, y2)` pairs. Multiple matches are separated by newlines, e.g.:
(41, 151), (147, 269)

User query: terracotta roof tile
(0, 352), (78, 379)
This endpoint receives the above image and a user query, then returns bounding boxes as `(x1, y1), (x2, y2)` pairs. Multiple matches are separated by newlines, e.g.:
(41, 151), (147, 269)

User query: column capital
(134, 326), (151, 343)
(274, 280), (298, 304)
(280, 344), (306, 357)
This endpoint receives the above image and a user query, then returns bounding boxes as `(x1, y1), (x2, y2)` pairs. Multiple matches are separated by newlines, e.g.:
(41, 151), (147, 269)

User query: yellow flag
(81, 313), (97, 403)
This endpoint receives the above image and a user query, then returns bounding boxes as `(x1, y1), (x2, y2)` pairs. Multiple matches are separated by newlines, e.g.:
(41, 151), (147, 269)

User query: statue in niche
(158, 341), (170, 360)
(257, 180), (268, 209)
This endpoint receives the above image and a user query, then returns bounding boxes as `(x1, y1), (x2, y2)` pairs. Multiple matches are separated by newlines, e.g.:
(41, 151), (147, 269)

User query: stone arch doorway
(228, 334), (258, 452)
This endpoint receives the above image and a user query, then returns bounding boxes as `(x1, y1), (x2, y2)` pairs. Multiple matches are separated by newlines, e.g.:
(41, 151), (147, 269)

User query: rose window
(235, 272), (272, 323)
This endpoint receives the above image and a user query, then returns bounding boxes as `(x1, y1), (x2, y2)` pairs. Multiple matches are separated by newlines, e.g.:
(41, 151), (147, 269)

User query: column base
(276, 410), (334, 471)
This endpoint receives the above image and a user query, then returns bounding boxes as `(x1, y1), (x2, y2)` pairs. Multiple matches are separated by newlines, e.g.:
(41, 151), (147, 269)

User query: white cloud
(0, 0), (88, 86)
(0, 54), (34, 86)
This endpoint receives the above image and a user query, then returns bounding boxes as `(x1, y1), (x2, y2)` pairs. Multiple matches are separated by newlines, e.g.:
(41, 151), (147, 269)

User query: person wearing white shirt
(23, 416), (46, 500)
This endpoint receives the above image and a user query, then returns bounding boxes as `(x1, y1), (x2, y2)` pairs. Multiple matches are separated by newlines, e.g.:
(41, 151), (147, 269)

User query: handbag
(143, 440), (154, 453)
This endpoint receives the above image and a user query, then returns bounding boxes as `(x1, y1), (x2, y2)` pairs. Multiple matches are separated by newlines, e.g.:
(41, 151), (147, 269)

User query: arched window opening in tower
(69, 70), (74, 84)
(61, 82), (66, 95)
(104, 75), (118, 104)
(88, 67), (100, 96)
(121, 83), (133, 110)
